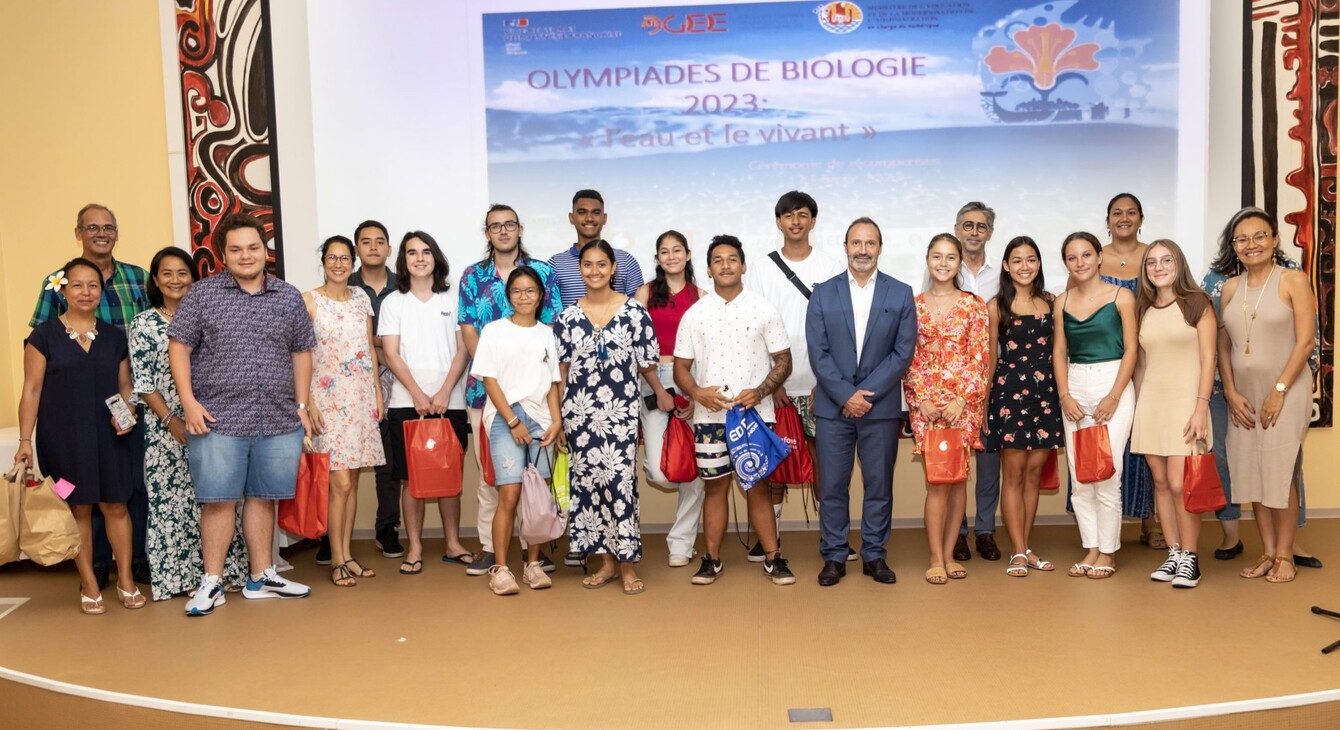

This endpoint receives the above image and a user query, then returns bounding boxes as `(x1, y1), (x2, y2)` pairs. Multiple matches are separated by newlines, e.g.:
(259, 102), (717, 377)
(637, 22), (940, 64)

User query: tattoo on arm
(756, 351), (792, 398)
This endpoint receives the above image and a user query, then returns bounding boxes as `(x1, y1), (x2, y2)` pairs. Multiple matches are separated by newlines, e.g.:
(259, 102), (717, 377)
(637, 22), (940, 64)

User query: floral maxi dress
(556, 299), (659, 562)
(310, 289), (385, 470)
(130, 308), (248, 600)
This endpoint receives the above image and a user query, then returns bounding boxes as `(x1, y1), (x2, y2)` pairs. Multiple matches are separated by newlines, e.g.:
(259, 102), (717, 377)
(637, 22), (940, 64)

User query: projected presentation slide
(479, 0), (1199, 286)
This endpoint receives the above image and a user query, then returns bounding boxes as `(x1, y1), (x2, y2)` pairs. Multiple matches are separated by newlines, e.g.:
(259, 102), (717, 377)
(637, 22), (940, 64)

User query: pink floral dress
(903, 292), (990, 453)
(310, 289), (385, 470)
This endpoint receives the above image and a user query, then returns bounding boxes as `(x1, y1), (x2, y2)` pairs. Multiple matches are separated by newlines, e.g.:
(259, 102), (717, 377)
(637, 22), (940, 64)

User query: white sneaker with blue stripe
(242, 566), (311, 600)
(185, 575), (226, 616)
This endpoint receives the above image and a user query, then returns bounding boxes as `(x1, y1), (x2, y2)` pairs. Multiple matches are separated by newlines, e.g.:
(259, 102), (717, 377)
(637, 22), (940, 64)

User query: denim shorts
(188, 427), (305, 503)
(488, 406), (552, 485)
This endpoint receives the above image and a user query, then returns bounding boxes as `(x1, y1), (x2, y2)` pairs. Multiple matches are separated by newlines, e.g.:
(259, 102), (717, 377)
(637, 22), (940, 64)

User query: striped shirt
(546, 244), (645, 308)
(30, 259), (149, 331)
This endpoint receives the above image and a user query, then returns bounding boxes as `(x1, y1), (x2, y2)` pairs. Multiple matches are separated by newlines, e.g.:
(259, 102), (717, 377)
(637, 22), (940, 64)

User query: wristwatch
(1274, 383), (1288, 394)
(297, 402), (308, 410)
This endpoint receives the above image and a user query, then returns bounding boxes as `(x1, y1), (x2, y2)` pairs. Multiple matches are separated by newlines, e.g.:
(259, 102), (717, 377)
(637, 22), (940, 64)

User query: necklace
(1241, 265), (1277, 355)
(319, 285), (352, 302)
(586, 297), (622, 359)
(60, 315), (97, 345)
(157, 306), (176, 322)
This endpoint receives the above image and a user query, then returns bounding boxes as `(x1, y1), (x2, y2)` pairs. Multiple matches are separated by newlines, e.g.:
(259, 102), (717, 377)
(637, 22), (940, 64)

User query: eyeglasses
(1231, 231), (1272, 247)
(486, 221), (520, 233)
(324, 254), (352, 265)
(83, 224), (118, 235)
(959, 221), (990, 233)
(1145, 256), (1175, 269)
(509, 287), (539, 298)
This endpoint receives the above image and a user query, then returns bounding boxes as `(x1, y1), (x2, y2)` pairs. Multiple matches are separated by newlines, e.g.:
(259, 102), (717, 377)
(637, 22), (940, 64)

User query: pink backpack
(519, 449), (566, 545)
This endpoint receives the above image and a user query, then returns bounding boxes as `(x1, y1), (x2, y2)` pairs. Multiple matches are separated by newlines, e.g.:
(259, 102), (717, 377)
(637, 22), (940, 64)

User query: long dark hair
(147, 246), (199, 308)
(926, 233), (964, 291)
(1209, 206), (1283, 276)
(995, 236), (1052, 338)
(648, 230), (696, 309)
(579, 239), (618, 292)
(395, 231), (450, 293)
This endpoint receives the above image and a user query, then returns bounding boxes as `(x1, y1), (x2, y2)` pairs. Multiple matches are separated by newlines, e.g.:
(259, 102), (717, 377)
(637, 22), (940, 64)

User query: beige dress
(1130, 302), (1208, 456)
(1223, 270), (1310, 508)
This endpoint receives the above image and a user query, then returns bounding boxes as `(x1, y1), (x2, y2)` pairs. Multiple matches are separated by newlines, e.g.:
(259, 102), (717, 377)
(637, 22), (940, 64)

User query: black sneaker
(93, 566), (110, 592)
(564, 551), (585, 567)
(1172, 551), (1201, 588)
(747, 540), (767, 563)
(764, 554), (796, 585)
(690, 556), (724, 585)
(845, 545), (858, 562)
(315, 535), (332, 566)
(465, 551), (495, 576)
(374, 526), (405, 559)
(539, 553), (557, 573)
(1150, 547), (1180, 582)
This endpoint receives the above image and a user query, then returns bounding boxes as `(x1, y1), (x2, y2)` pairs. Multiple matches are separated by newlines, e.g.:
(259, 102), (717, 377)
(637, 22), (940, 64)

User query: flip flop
(582, 572), (617, 589)
(1087, 565), (1118, 580)
(441, 552), (475, 566)
(399, 560), (424, 575)
(1068, 563), (1093, 578)
(622, 578), (646, 595)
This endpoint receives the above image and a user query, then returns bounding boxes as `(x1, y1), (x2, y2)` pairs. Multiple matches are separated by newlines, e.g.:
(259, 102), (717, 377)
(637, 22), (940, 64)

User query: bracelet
(1196, 396), (1210, 403)
(17, 437), (32, 443)
(1059, 394), (1072, 402)
(507, 417), (521, 428)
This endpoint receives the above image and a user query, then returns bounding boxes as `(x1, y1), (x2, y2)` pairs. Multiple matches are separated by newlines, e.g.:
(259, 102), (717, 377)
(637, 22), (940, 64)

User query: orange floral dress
(903, 292), (990, 453)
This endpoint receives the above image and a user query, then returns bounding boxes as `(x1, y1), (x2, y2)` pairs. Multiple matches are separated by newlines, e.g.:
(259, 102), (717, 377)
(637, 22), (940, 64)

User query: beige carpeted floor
(2, 521), (1340, 729)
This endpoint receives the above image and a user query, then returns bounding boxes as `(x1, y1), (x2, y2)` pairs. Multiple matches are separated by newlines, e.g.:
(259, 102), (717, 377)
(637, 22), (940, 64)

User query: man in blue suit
(806, 217), (917, 585)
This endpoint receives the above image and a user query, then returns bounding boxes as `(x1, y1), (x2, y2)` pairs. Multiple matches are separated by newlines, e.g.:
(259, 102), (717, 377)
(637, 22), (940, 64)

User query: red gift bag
(1183, 444), (1226, 514)
(279, 439), (329, 539)
(404, 417), (464, 498)
(1073, 423), (1115, 484)
(923, 427), (968, 485)
(660, 414), (698, 484)
(1039, 449), (1061, 491)
(477, 420), (495, 487)
(770, 404), (814, 485)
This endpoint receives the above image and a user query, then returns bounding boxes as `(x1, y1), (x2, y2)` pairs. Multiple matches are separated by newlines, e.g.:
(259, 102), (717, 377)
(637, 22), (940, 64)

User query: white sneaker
(522, 561), (552, 590)
(668, 554), (692, 568)
(242, 566), (311, 600)
(185, 575), (226, 616)
(489, 565), (520, 595)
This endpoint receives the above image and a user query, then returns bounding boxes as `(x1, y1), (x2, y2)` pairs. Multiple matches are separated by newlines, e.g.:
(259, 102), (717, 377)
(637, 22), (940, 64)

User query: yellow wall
(0, 2), (1335, 528)
(0, 1), (176, 429)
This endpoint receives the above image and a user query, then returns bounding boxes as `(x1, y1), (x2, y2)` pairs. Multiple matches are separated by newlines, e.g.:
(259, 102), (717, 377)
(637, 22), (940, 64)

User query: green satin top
(1063, 300), (1124, 363)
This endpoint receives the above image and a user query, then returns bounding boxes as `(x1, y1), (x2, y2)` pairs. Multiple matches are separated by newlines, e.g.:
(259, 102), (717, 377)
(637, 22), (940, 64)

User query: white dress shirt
(847, 270), (877, 362)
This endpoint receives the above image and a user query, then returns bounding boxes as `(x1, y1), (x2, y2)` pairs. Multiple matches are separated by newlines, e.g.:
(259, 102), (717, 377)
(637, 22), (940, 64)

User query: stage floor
(3, 522), (1340, 729)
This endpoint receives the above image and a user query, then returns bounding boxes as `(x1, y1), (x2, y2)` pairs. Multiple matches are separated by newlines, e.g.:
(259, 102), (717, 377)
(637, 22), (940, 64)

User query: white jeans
(470, 407), (526, 553)
(640, 362), (705, 558)
(1062, 361), (1134, 554)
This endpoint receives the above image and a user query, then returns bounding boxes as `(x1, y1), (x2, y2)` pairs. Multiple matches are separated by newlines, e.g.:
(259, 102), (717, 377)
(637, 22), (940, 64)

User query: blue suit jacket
(806, 271), (916, 421)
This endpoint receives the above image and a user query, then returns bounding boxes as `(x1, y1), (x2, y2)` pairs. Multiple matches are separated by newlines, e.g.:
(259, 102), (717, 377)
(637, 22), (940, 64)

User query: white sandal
(80, 593), (106, 615)
(1006, 554), (1029, 577)
(1026, 549), (1055, 572)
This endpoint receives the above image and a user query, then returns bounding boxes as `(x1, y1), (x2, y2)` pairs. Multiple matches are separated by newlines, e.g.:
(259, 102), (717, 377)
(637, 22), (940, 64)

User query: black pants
(374, 418), (400, 531)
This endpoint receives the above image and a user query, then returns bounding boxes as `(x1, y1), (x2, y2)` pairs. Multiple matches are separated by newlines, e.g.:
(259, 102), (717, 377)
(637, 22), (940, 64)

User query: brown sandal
(1240, 554), (1274, 579)
(1265, 557), (1296, 583)
(331, 564), (356, 587)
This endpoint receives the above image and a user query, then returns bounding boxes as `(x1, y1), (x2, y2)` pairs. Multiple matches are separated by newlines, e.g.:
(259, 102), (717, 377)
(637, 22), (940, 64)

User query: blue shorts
(488, 406), (552, 486)
(188, 428), (305, 503)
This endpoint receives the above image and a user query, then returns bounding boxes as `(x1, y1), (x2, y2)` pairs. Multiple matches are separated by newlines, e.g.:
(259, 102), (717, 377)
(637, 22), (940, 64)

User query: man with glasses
(459, 204), (561, 576)
(30, 203), (151, 591)
(921, 201), (1003, 564)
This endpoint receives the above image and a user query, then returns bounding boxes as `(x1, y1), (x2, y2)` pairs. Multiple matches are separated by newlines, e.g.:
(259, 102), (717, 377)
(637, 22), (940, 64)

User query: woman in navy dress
(13, 258), (141, 614)
(555, 240), (659, 595)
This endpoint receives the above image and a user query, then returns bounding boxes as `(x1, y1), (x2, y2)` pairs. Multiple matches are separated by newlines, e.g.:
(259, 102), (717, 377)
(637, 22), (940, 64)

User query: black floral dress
(984, 313), (1063, 451)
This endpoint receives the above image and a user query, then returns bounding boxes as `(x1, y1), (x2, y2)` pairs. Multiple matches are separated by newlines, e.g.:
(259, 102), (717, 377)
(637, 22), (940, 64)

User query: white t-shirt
(674, 289), (791, 425)
(470, 317), (561, 431)
(377, 290), (466, 410)
(747, 247), (845, 395)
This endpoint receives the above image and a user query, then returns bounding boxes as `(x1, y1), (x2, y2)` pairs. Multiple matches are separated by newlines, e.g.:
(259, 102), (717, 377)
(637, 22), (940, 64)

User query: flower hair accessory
(45, 270), (68, 293)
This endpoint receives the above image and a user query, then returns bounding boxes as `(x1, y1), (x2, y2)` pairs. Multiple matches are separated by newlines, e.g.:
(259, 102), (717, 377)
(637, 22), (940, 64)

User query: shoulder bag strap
(768, 251), (812, 301)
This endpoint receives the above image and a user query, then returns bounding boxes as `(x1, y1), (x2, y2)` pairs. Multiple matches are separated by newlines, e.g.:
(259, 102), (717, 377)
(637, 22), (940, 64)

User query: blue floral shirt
(457, 256), (561, 409)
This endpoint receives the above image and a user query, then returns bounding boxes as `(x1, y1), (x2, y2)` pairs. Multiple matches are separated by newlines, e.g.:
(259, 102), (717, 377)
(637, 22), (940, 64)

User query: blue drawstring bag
(725, 405), (792, 491)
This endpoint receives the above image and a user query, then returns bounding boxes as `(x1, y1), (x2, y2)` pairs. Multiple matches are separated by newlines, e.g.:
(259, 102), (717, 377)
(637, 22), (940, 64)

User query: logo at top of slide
(815, 2), (862, 34)
(643, 12), (727, 35)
